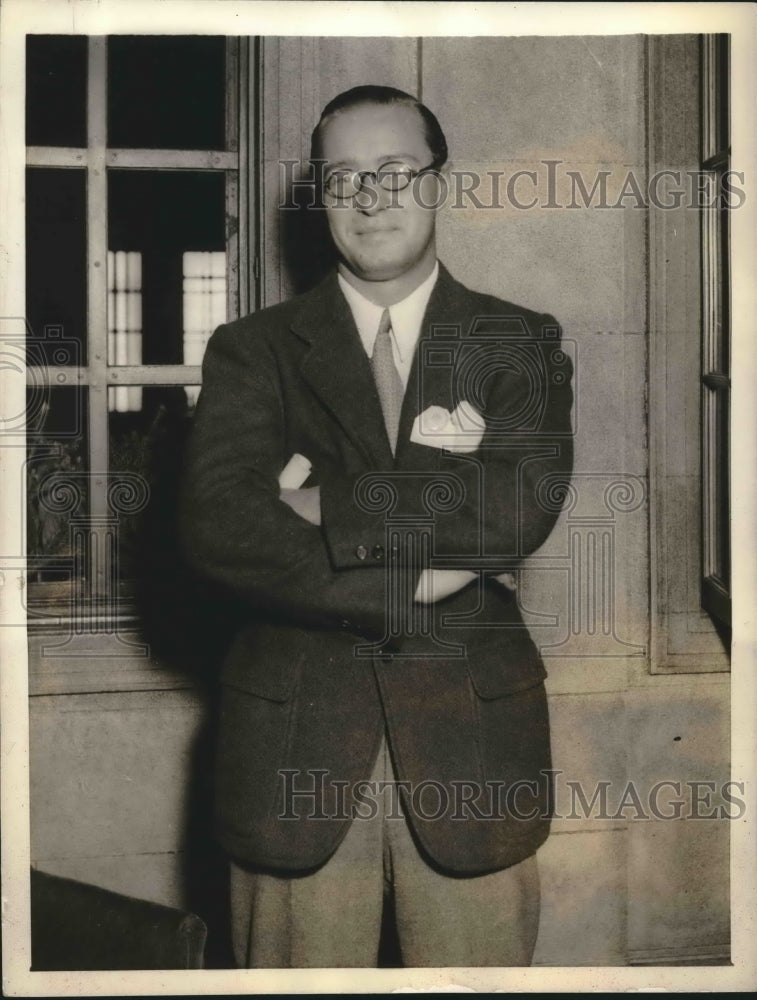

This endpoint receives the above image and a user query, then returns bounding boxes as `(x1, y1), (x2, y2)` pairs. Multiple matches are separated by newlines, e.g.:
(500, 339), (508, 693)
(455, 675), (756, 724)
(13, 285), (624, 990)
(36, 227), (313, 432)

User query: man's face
(318, 102), (441, 283)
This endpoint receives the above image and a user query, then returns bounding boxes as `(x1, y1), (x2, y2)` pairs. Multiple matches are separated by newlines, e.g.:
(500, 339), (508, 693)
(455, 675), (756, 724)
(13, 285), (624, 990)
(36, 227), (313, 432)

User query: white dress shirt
(337, 262), (439, 389)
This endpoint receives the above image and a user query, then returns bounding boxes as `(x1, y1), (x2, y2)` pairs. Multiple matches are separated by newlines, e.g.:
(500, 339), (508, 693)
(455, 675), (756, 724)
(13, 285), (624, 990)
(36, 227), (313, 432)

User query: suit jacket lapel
(293, 273), (395, 468)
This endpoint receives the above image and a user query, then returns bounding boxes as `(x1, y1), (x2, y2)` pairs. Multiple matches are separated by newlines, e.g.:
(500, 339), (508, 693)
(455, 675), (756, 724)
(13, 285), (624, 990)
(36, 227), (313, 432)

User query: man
(180, 85), (573, 968)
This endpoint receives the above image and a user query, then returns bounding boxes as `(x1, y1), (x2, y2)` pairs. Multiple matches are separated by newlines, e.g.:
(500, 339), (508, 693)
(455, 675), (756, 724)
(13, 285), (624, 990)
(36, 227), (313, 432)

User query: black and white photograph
(1, 0), (755, 994)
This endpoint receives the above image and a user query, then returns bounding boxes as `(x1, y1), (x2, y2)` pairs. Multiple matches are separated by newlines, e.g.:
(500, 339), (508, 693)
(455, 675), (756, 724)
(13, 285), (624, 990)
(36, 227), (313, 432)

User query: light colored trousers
(230, 734), (540, 968)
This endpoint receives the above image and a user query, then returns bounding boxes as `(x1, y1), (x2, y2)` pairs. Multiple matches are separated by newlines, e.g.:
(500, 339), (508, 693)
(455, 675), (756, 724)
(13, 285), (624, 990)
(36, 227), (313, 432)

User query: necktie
(371, 308), (404, 454)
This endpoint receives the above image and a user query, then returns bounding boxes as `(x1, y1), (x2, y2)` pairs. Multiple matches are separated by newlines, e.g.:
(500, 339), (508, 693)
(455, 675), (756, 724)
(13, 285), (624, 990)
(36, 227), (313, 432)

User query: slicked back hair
(310, 84), (448, 168)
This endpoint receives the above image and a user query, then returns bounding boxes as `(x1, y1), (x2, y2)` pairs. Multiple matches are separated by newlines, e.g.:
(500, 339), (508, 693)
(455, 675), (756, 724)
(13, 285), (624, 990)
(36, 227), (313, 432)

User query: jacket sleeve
(319, 312), (574, 570)
(178, 322), (410, 639)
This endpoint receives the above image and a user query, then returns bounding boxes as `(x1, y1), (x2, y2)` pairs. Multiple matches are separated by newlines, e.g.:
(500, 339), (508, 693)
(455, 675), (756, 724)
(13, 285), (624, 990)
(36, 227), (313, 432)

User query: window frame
(700, 33), (731, 629)
(647, 33), (730, 673)
(25, 34), (254, 607)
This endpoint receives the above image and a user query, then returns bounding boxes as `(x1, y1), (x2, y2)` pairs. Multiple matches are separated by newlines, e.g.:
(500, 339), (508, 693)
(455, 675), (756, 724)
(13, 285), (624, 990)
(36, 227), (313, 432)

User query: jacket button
(355, 545), (368, 560)
(372, 544), (384, 560)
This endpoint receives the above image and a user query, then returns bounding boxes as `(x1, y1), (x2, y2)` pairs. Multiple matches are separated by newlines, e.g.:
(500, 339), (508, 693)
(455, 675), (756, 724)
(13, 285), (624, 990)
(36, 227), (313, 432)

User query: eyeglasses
(323, 159), (442, 200)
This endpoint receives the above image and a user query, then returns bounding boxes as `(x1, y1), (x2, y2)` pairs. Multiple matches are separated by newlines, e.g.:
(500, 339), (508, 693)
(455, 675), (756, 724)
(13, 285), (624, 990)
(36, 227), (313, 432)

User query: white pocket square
(410, 401), (485, 453)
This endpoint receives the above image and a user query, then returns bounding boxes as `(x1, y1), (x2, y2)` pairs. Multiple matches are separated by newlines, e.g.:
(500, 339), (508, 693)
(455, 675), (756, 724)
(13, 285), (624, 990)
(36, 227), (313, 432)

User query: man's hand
(414, 569), (477, 603)
(280, 486), (321, 526)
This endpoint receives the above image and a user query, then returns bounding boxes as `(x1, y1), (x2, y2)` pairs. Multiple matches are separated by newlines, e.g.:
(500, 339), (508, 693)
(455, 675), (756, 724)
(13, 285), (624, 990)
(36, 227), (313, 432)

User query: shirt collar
(337, 262), (439, 363)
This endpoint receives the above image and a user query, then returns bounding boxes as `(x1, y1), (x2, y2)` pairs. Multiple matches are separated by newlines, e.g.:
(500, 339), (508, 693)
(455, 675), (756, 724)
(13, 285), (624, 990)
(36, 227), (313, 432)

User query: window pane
(701, 175), (731, 376)
(108, 171), (226, 365)
(107, 36), (226, 150)
(109, 387), (196, 581)
(718, 204), (730, 374)
(182, 251), (227, 382)
(26, 168), (87, 366)
(26, 35), (87, 147)
(715, 391), (730, 586)
(703, 388), (730, 586)
(27, 387), (88, 581)
(715, 34), (730, 153)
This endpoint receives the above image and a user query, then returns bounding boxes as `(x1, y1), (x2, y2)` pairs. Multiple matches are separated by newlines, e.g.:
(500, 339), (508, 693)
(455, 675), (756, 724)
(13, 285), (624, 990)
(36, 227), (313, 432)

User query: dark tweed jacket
(179, 263), (573, 875)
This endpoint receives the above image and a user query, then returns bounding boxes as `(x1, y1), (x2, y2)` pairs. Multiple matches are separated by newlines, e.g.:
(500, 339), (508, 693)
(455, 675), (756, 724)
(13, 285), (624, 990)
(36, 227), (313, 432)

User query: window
(647, 34), (730, 672)
(700, 34), (731, 629)
(25, 35), (252, 604)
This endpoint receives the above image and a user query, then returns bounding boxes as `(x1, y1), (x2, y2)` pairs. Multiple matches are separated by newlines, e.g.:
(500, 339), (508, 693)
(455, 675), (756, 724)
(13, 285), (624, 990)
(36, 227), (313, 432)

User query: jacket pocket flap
(466, 635), (547, 700)
(220, 625), (305, 702)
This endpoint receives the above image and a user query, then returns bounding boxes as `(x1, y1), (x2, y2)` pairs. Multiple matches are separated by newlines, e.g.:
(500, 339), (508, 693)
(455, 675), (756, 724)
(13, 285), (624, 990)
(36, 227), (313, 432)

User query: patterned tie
(370, 308), (404, 454)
